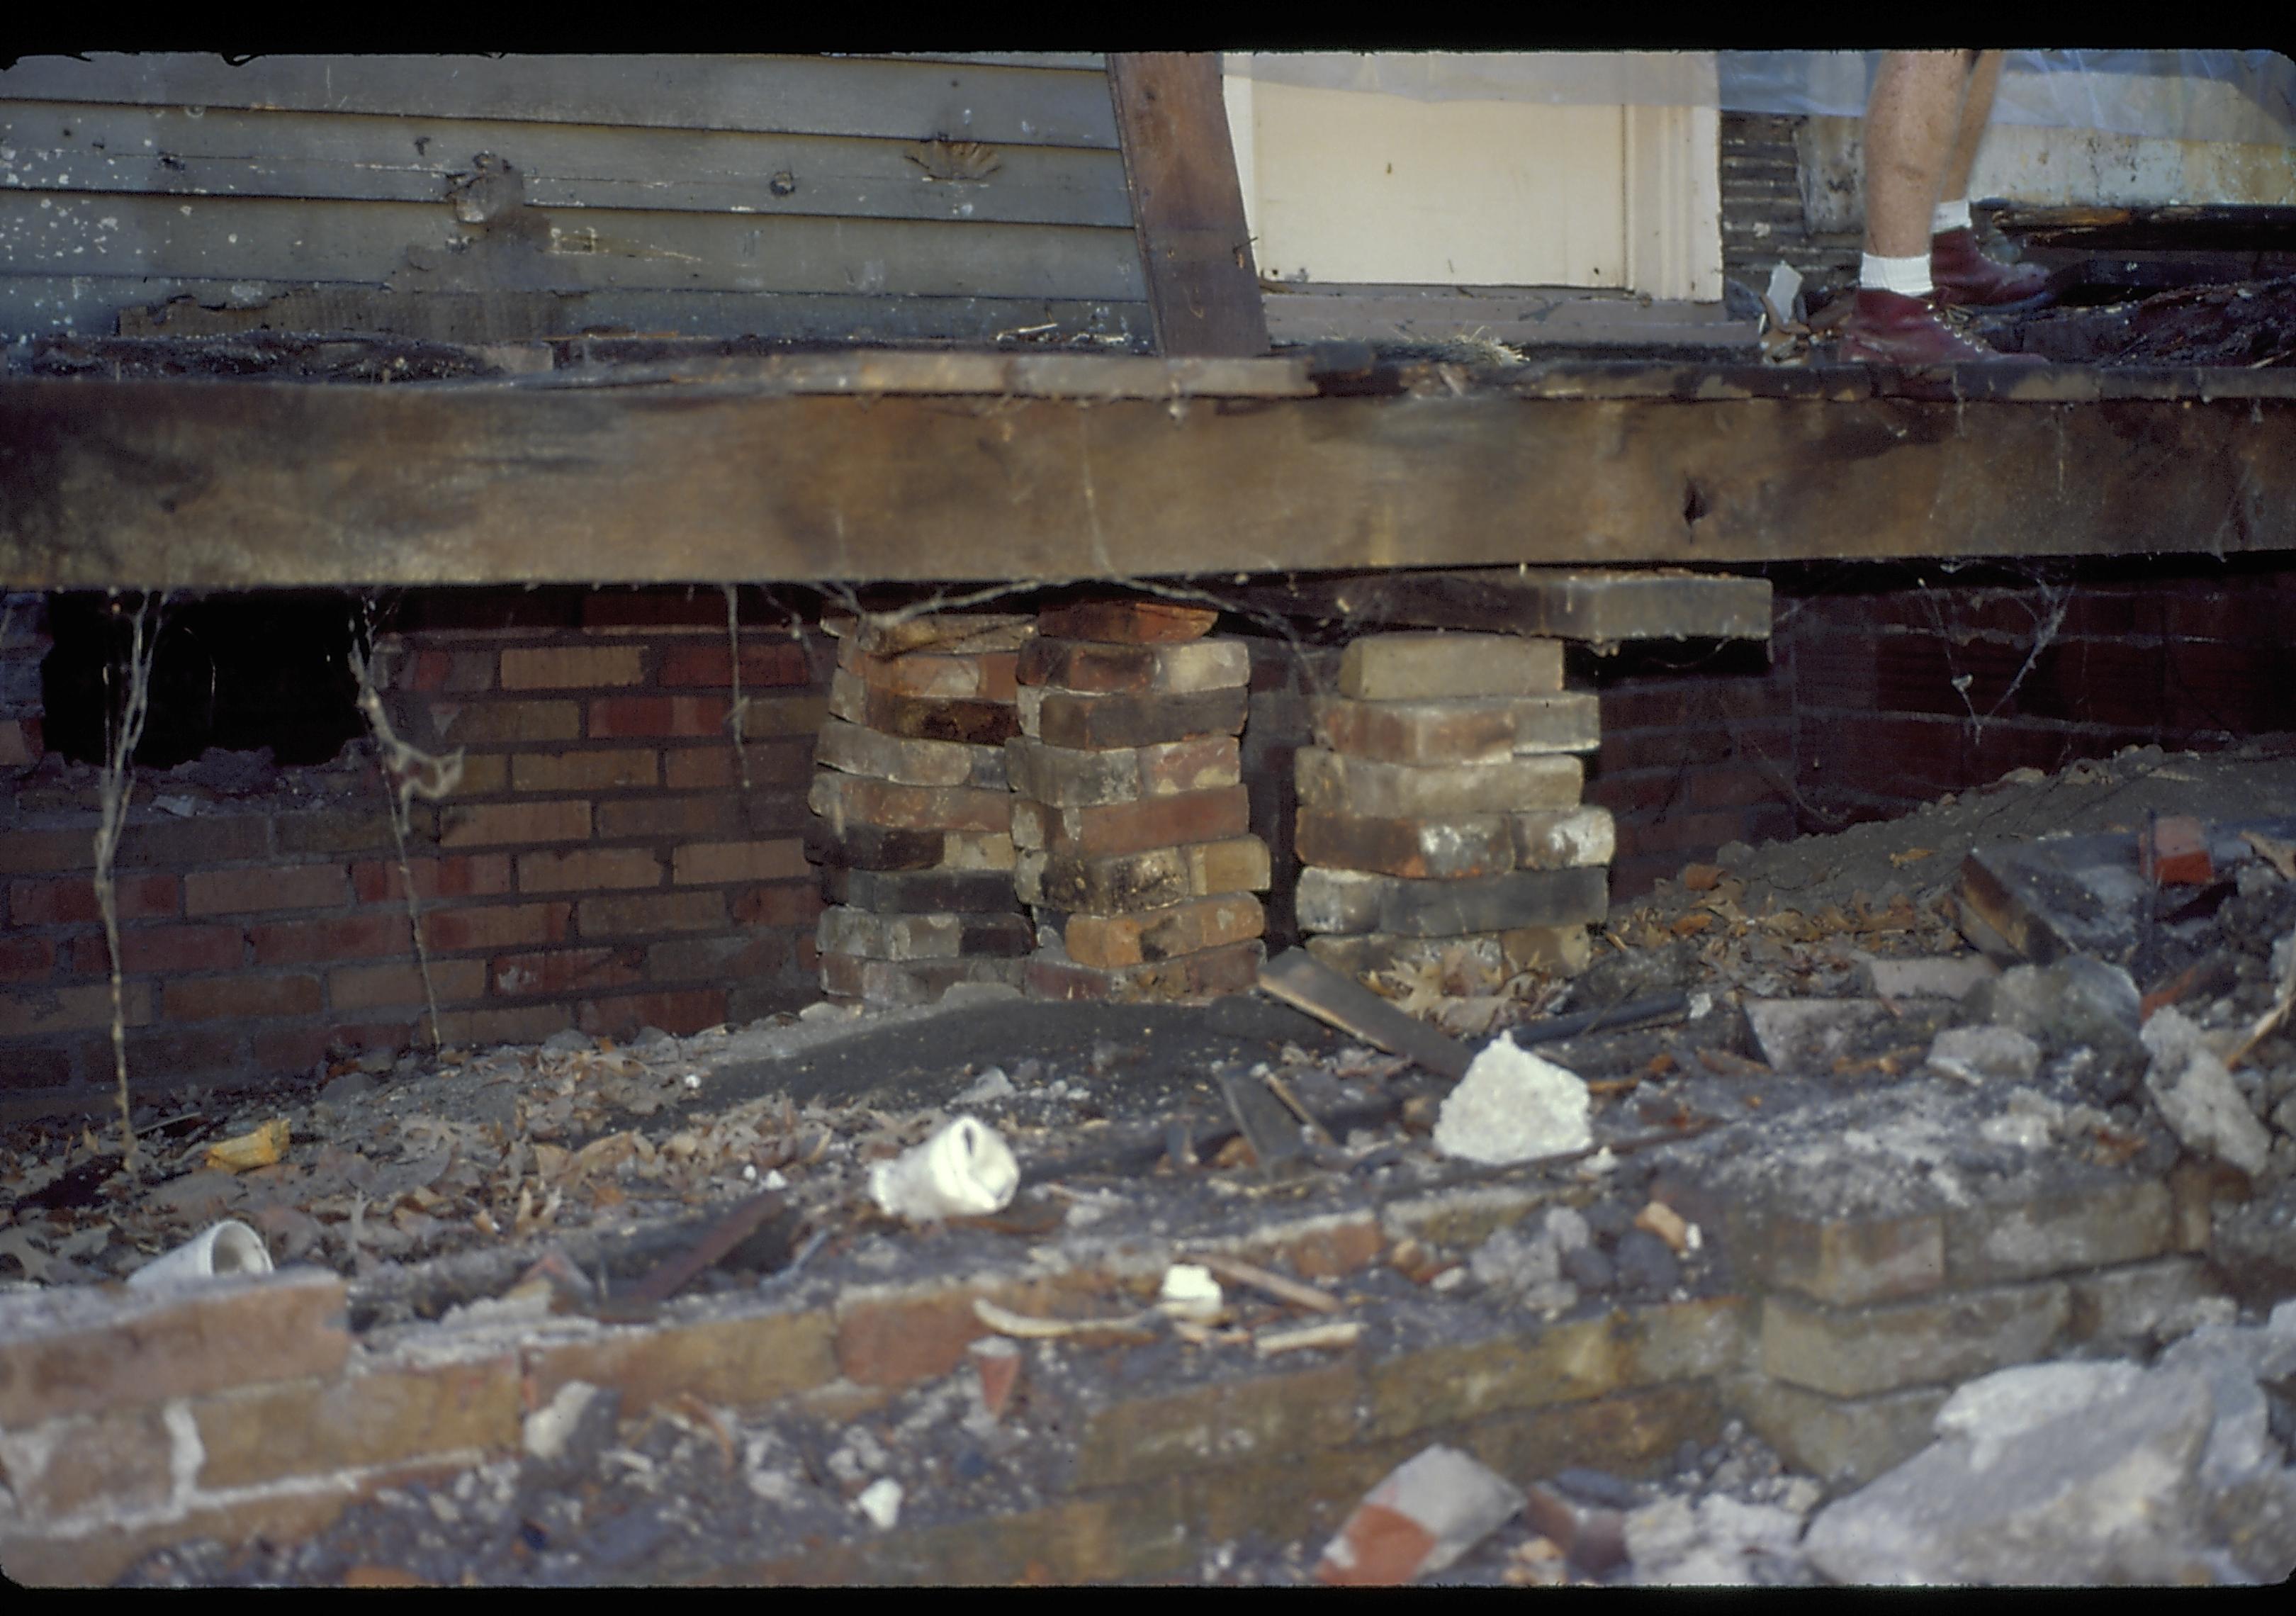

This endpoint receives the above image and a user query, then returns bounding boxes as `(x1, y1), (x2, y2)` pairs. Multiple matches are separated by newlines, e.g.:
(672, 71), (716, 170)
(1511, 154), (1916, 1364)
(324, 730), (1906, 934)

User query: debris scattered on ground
(1315, 1444), (1524, 1585)
(1431, 1040), (1592, 1164)
(1803, 1304), (2296, 1585)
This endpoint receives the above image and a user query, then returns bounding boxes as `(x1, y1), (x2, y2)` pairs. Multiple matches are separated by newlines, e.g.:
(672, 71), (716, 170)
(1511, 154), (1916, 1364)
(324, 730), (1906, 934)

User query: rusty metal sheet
(4, 377), (2295, 590)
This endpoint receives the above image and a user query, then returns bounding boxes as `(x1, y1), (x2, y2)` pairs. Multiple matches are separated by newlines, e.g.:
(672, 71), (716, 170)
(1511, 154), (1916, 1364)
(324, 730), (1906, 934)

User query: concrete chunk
(1337, 632), (1565, 700)
(2144, 1006), (2273, 1175)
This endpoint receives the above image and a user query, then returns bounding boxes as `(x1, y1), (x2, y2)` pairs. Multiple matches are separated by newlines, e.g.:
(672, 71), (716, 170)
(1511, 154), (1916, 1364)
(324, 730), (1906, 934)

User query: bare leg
(1940, 50), (2005, 203)
(1864, 51), (1975, 259)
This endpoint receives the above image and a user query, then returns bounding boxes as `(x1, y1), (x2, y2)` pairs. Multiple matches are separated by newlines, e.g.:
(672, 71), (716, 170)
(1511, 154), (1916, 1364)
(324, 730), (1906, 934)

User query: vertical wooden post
(1107, 52), (1270, 358)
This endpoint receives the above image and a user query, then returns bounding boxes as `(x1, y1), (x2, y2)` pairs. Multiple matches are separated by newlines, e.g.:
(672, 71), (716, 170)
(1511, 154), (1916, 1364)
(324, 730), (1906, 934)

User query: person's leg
(1863, 50), (1970, 267)
(1842, 49), (2042, 362)
(1929, 49), (2056, 310)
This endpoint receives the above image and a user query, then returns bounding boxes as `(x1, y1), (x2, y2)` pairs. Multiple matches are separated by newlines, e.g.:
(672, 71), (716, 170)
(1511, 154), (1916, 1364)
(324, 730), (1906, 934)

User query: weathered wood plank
(0, 192), (1144, 301)
(0, 55), (1123, 148)
(10, 281), (1150, 348)
(1106, 55), (1266, 358)
(0, 101), (1134, 227)
(1224, 569), (1773, 643)
(4, 380), (2293, 590)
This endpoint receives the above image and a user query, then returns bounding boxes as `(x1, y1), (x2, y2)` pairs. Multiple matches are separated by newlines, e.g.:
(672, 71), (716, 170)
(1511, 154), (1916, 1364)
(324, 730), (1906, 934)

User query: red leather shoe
(1930, 227), (2057, 312)
(1837, 288), (2044, 365)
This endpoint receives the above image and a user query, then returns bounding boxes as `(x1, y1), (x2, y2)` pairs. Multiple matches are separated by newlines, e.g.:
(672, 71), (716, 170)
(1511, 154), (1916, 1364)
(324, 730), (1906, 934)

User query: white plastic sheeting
(1221, 51), (2296, 145)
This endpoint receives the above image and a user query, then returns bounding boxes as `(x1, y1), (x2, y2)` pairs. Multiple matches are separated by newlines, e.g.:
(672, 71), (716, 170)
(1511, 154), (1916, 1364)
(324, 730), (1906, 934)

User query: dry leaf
(206, 1118), (290, 1174)
(1682, 864), (1724, 892)
(1888, 848), (1937, 868)
(1671, 913), (1714, 937)
(2243, 830), (2296, 880)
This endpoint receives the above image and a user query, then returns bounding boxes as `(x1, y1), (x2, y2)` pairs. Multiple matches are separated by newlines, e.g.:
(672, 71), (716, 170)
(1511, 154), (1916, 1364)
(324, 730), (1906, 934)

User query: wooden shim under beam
(1108, 53), (1269, 359)
(1222, 569), (1774, 644)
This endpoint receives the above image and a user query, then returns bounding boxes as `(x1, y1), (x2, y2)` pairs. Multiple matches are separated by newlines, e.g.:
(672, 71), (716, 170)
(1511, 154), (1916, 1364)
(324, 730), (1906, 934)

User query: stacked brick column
(808, 613), (1036, 1006)
(1295, 632), (1611, 988)
(1008, 597), (1272, 1001)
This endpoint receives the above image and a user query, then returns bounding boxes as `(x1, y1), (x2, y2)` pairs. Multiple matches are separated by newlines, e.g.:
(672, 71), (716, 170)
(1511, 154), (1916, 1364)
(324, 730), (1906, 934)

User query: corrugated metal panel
(0, 53), (1148, 345)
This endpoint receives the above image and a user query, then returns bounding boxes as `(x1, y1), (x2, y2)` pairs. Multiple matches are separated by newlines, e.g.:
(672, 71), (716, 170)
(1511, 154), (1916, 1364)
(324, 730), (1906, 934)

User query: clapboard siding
(0, 101), (1133, 226)
(0, 55), (1123, 146)
(0, 53), (1148, 346)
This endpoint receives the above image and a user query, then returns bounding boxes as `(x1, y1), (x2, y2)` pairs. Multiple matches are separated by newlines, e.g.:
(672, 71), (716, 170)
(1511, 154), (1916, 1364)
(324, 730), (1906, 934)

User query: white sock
(1932, 198), (1973, 235)
(1861, 253), (1933, 298)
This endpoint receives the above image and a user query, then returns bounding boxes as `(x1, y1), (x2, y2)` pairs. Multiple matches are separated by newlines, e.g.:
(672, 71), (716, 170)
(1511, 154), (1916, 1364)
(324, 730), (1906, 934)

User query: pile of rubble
(8, 740), (2296, 1586)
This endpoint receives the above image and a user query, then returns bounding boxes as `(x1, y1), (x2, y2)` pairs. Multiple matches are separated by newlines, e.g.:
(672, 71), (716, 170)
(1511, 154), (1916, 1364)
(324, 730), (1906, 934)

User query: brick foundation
(0, 1122), (2246, 1584)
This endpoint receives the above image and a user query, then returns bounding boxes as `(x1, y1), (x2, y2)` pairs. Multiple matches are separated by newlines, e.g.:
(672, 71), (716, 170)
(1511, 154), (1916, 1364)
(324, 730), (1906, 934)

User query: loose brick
(657, 640), (813, 688)
(1295, 808), (1516, 880)
(1063, 894), (1264, 968)
(1024, 938), (1266, 1002)
(1187, 836), (1273, 896)
(249, 913), (411, 966)
(819, 907), (1035, 962)
(529, 1308), (836, 1413)
(1310, 697), (1514, 765)
(845, 644), (1019, 702)
(1723, 1373), (1948, 1491)
(576, 890), (727, 938)
(428, 698), (581, 746)
(328, 959), (486, 1011)
(1943, 1179), (2173, 1285)
(816, 719), (1007, 790)
(0, 1268), (349, 1425)
(517, 846), (665, 894)
(1758, 1280), (2071, 1399)
(673, 839), (809, 885)
(578, 988), (728, 1037)
(1339, 632), (1565, 700)
(845, 610), (1036, 658)
(805, 819), (955, 873)
(417, 902), (573, 951)
(351, 853), (514, 905)
(1135, 734), (1244, 796)
(1512, 806), (1616, 870)
(499, 644), (646, 689)
(1013, 785), (1251, 859)
(1037, 597), (1219, 644)
(13, 872), (179, 925)
(437, 799), (591, 849)
(808, 773), (1012, 836)
(510, 748), (660, 792)
(2065, 1255), (2232, 1350)
(1295, 865), (1608, 936)
(1020, 636), (1251, 695)
(192, 1352), (522, 1491)
(1305, 926), (1592, 984)
(489, 946), (647, 997)
(1023, 846), (1188, 913)
(1023, 685), (1249, 751)
(819, 953), (1028, 1006)
(823, 865), (1019, 916)
(828, 669), (1017, 745)
(589, 694), (731, 739)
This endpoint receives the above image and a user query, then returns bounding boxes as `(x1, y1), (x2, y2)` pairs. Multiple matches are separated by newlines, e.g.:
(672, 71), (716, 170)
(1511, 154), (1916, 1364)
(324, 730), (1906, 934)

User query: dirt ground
(9, 736), (2296, 1585)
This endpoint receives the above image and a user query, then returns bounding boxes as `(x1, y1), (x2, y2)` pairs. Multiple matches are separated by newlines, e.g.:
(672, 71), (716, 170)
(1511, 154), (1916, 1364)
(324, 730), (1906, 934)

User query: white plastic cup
(127, 1220), (274, 1288)
(869, 1115), (1018, 1221)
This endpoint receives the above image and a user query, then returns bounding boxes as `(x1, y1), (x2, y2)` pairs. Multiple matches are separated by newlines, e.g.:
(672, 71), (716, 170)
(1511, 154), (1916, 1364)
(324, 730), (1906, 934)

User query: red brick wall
(0, 588), (832, 1107)
(1592, 559), (2296, 898)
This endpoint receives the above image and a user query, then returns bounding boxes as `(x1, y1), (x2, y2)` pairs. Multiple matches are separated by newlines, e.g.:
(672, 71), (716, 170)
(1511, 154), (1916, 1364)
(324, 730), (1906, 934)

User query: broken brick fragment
(1317, 1444), (1524, 1585)
(968, 1335), (1023, 1420)
(2139, 814), (2212, 888)
(1033, 597), (1220, 644)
